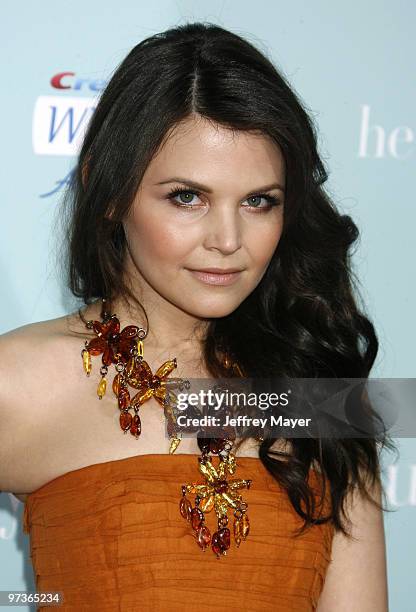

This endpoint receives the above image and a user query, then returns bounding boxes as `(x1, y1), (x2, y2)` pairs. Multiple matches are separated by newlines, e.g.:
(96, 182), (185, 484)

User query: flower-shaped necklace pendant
(81, 312), (188, 450)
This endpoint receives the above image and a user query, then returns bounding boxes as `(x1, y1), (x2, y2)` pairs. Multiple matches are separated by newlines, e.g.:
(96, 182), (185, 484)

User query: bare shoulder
(0, 308), (93, 493)
(0, 307), (89, 345)
(0, 310), (87, 409)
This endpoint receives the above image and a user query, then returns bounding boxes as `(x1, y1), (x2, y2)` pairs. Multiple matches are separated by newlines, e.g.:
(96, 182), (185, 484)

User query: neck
(110, 291), (208, 353)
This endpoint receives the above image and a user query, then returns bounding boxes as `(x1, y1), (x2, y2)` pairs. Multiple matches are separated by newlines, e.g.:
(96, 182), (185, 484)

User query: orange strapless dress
(22, 453), (334, 611)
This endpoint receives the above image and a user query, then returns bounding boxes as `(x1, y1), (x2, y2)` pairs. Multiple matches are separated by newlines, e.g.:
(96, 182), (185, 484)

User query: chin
(185, 301), (242, 319)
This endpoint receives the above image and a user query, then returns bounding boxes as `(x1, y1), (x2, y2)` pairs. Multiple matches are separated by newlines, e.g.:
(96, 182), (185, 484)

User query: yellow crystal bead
(241, 513), (250, 539)
(82, 350), (91, 376)
(234, 517), (242, 545)
(137, 339), (144, 357)
(97, 377), (107, 399)
(200, 495), (215, 513)
(169, 437), (181, 454)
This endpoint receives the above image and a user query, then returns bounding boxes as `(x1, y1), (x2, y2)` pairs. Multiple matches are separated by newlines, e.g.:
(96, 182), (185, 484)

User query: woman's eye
(243, 194), (281, 210)
(167, 189), (202, 207)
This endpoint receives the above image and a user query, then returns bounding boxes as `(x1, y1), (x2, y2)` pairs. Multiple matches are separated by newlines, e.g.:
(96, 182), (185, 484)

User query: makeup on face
(122, 115), (285, 320)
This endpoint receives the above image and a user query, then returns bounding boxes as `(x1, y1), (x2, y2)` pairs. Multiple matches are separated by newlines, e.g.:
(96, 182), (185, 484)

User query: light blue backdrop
(1, 1), (414, 610)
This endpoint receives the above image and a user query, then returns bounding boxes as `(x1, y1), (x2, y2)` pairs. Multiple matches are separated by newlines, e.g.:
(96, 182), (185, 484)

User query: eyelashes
(166, 185), (282, 212)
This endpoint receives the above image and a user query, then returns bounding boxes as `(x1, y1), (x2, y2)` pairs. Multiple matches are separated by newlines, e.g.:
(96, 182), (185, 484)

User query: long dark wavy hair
(59, 21), (396, 537)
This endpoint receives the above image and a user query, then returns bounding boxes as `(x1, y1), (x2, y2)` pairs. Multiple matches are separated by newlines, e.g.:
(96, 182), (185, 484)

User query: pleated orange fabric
(22, 453), (334, 611)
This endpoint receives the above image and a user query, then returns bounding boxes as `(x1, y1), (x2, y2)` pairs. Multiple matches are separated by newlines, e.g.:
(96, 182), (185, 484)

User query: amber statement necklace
(79, 298), (252, 558)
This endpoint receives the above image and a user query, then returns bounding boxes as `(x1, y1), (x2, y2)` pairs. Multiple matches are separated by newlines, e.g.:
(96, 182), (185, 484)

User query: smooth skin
(0, 113), (388, 610)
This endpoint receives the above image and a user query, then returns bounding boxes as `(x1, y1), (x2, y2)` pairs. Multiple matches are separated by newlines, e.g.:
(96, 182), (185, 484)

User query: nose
(202, 204), (242, 255)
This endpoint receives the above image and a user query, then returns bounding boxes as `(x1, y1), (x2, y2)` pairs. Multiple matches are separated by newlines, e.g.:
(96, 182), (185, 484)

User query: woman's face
(123, 115), (285, 319)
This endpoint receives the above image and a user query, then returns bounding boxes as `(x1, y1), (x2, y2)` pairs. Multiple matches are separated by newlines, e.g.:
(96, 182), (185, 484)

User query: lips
(190, 267), (243, 274)
(186, 268), (243, 286)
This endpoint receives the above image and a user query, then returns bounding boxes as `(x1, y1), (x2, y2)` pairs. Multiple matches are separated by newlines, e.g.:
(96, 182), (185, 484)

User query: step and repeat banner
(0, 1), (414, 610)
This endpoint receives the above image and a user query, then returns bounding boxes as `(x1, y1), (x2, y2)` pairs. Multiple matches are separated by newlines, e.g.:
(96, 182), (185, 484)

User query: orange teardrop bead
(112, 374), (120, 395)
(211, 532), (226, 558)
(218, 527), (231, 550)
(196, 525), (211, 550)
(191, 507), (204, 531)
(130, 414), (141, 438)
(119, 411), (132, 431)
(179, 496), (192, 520)
(118, 387), (130, 409)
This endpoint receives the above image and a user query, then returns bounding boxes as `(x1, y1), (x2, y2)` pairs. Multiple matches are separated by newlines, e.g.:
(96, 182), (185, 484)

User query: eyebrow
(155, 177), (286, 195)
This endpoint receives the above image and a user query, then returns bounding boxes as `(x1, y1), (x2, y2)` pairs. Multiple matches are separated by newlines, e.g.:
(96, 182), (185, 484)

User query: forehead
(142, 115), (285, 186)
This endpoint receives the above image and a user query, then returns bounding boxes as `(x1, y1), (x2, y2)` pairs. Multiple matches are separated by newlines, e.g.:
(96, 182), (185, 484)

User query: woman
(0, 21), (393, 611)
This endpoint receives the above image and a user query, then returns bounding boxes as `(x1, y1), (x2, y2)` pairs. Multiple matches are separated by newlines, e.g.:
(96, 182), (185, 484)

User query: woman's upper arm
(316, 476), (388, 612)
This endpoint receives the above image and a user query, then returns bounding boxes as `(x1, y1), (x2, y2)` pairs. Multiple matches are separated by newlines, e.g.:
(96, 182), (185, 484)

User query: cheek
(246, 221), (283, 266)
(126, 209), (195, 263)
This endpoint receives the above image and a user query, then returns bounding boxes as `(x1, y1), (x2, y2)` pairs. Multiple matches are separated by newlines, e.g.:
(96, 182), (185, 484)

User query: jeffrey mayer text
(223, 415), (312, 428)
